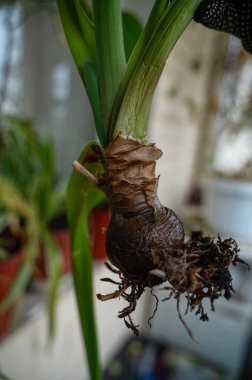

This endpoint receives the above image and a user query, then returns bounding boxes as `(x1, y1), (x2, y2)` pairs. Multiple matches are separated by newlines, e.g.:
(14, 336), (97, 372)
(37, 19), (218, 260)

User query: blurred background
(1, 1), (252, 380)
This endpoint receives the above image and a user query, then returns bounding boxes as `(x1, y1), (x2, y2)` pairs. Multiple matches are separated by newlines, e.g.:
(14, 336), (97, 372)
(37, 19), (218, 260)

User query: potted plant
(0, 115), (69, 335)
(0, 176), (39, 338)
(55, 1), (252, 379)
(88, 200), (111, 261)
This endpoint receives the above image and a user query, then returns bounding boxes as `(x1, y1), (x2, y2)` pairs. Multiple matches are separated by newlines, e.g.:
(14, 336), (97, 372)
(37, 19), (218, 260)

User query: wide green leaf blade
(67, 142), (105, 380)
(57, 0), (95, 84)
(83, 61), (107, 148)
(122, 11), (143, 62)
(74, 0), (93, 40)
(92, 0), (126, 133)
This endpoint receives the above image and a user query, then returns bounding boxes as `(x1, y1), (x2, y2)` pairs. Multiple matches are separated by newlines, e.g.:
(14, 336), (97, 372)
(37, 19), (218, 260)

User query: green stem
(110, 0), (202, 140)
(92, 0), (126, 135)
(107, 0), (169, 139)
(67, 143), (105, 380)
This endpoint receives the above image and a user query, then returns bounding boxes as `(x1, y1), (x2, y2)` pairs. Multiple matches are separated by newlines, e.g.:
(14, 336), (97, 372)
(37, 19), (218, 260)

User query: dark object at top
(194, 0), (252, 54)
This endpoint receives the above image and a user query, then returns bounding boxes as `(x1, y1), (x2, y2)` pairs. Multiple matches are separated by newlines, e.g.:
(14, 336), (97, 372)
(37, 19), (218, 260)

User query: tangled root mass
(97, 231), (248, 336)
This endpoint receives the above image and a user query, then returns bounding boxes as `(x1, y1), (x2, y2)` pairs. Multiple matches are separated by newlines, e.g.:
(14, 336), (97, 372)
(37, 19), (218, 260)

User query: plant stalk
(107, 0), (169, 139)
(110, 0), (202, 140)
(67, 143), (105, 380)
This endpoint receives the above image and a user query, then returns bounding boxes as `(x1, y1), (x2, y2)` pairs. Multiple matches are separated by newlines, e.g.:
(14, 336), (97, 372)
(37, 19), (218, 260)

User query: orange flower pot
(0, 253), (23, 337)
(34, 228), (71, 280)
(89, 208), (111, 260)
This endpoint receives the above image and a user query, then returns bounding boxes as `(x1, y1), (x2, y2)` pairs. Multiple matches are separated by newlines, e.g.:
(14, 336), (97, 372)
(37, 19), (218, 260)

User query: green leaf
(74, 0), (93, 39)
(0, 116), (42, 197)
(83, 61), (107, 148)
(56, 0), (95, 84)
(0, 177), (39, 311)
(92, 0), (126, 133)
(122, 11), (143, 62)
(109, 0), (202, 140)
(42, 230), (62, 339)
(108, 0), (170, 140)
(0, 371), (11, 380)
(67, 142), (105, 380)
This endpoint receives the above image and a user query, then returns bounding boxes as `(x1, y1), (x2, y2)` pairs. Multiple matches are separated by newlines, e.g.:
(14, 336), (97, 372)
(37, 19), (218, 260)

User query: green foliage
(67, 142), (105, 380)
(0, 370), (11, 380)
(0, 115), (65, 226)
(92, 0), (126, 132)
(122, 11), (143, 62)
(0, 116), (41, 197)
(56, 0), (95, 85)
(0, 115), (66, 335)
(58, 0), (201, 144)
(110, 0), (202, 140)
(83, 60), (107, 148)
(57, 0), (144, 144)
(108, 0), (171, 140)
(0, 177), (39, 311)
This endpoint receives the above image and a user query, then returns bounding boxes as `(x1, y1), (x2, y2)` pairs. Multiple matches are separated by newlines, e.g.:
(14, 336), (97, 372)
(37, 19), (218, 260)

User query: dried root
(97, 263), (160, 335)
(97, 231), (248, 337)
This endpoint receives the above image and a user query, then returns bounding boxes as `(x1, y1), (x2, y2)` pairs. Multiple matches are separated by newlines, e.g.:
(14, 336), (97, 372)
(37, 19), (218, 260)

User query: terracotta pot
(89, 208), (111, 260)
(52, 229), (71, 274)
(0, 253), (23, 337)
(34, 228), (71, 280)
(35, 208), (111, 278)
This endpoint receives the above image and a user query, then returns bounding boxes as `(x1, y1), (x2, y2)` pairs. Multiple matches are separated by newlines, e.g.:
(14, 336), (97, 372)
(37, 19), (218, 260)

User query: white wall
(149, 23), (218, 211)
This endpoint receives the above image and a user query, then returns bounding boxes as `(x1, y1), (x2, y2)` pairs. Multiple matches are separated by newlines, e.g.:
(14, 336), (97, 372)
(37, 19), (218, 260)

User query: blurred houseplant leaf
(0, 176), (39, 310)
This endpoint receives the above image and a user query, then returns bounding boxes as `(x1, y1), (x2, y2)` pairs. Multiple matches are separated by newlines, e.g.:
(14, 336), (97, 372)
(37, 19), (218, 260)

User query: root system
(75, 134), (248, 336)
